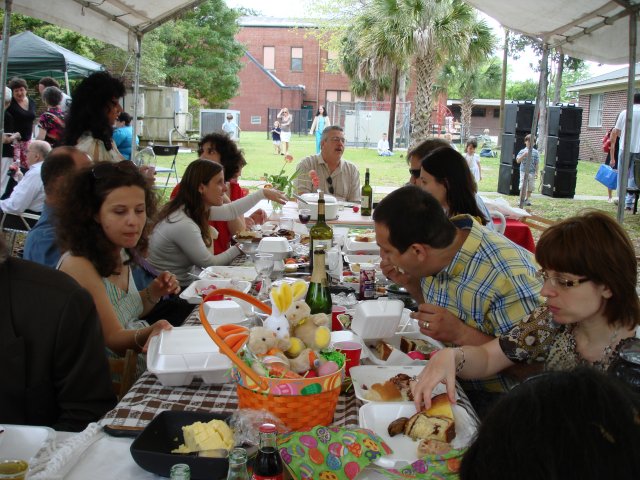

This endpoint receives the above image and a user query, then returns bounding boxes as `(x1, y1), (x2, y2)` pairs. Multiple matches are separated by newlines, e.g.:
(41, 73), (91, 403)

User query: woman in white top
(57, 161), (179, 368)
(149, 159), (287, 287)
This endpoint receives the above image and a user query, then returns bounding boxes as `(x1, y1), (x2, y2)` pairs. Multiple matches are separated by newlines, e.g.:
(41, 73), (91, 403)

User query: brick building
(567, 64), (640, 162)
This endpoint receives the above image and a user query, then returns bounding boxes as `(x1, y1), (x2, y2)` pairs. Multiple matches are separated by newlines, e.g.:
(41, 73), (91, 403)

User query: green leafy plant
(263, 154), (299, 199)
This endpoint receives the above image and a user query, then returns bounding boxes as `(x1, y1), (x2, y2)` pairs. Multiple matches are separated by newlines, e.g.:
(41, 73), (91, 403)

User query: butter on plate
(172, 419), (234, 453)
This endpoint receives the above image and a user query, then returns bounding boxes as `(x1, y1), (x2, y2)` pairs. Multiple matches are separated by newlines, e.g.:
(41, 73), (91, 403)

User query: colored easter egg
(342, 431), (358, 445)
(316, 427), (331, 444)
(326, 454), (342, 470)
(344, 461), (361, 480)
(317, 361), (339, 377)
(362, 438), (379, 451)
(407, 350), (427, 360)
(280, 448), (292, 464)
(294, 444), (305, 456)
(347, 442), (362, 457)
(299, 463), (314, 479)
(365, 449), (381, 461)
(301, 383), (322, 395)
(272, 382), (297, 395)
(328, 442), (345, 457)
(300, 435), (318, 449)
(309, 447), (324, 465)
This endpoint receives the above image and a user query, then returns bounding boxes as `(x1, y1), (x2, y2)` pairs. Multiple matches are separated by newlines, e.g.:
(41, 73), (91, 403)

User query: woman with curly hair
(7, 77), (36, 169)
(64, 71), (126, 162)
(149, 159), (287, 287)
(57, 161), (179, 372)
(36, 86), (66, 147)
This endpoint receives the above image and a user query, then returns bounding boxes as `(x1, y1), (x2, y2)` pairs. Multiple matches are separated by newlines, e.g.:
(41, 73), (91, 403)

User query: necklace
(571, 324), (620, 368)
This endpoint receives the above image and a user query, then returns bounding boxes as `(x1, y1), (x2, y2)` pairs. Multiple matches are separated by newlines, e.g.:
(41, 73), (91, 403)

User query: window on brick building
(326, 50), (340, 73)
(251, 116), (261, 125)
(291, 47), (303, 71)
(471, 107), (486, 117)
(326, 90), (352, 103)
(263, 47), (275, 70)
(588, 93), (604, 127)
(493, 108), (500, 118)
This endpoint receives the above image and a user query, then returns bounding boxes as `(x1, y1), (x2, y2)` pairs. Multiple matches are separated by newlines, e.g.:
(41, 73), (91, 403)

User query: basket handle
(199, 288), (272, 391)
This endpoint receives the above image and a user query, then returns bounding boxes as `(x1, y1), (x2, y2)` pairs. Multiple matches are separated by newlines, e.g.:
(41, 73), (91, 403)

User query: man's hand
(411, 303), (464, 344)
(380, 258), (412, 288)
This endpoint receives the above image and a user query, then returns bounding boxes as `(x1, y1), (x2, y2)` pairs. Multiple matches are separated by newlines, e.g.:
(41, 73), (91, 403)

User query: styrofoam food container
(297, 193), (339, 220)
(147, 326), (232, 386)
(351, 299), (404, 340)
(344, 236), (380, 253)
(362, 328), (443, 366)
(203, 299), (245, 325)
(257, 237), (292, 261)
(349, 365), (428, 403)
(180, 278), (251, 304)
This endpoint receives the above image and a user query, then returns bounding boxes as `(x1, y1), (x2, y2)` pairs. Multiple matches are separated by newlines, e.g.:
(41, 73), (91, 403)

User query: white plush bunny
(263, 281), (307, 343)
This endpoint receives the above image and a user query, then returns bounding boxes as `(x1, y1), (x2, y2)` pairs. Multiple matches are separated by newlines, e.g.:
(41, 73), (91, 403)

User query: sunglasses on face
(409, 168), (421, 178)
(326, 176), (334, 194)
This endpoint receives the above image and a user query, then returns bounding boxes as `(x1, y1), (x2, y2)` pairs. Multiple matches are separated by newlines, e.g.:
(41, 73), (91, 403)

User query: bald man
(23, 147), (91, 267)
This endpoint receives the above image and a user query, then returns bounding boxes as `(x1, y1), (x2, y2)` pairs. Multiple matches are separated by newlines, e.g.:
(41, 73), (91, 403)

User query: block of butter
(172, 419), (234, 453)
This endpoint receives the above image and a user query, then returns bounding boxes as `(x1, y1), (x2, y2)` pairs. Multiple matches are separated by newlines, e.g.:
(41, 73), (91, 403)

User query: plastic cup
(334, 341), (362, 377)
(0, 460), (29, 480)
(331, 305), (347, 331)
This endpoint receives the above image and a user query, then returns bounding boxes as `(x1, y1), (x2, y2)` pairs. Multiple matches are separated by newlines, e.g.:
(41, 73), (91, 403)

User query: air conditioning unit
(200, 109), (241, 140)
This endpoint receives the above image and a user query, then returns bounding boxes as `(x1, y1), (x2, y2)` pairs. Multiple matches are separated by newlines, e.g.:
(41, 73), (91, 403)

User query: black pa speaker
(500, 133), (528, 165)
(547, 105), (583, 138)
(498, 162), (520, 196)
(545, 136), (580, 168)
(541, 166), (577, 198)
(503, 102), (534, 135)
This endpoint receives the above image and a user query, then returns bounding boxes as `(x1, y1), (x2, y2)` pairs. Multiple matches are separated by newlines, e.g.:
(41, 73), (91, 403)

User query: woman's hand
(151, 271), (181, 297)
(263, 187), (288, 204)
(411, 348), (458, 411)
(142, 320), (172, 352)
(247, 209), (267, 226)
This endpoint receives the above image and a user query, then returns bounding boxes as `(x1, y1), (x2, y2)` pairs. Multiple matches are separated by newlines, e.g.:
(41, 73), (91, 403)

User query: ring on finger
(424, 321), (430, 330)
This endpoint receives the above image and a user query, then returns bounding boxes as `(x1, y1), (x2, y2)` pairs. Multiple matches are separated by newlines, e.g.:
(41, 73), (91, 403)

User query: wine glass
(134, 145), (157, 179)
(254, 253), (274, 301)
(298, 208), (311, 225)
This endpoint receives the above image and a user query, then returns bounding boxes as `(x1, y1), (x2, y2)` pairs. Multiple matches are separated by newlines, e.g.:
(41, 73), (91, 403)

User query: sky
(225, 0), (623, 83)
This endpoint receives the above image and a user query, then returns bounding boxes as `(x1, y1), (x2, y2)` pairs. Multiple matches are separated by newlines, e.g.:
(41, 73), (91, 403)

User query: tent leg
(131, 33), (143, 161)
(616, 11), (637, 223)
(0, 0), (13, 136)
(64, 70), (70, 96)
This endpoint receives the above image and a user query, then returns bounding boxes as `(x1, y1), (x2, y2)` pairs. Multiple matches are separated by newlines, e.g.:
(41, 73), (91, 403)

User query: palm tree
(352, 0), (479, 144)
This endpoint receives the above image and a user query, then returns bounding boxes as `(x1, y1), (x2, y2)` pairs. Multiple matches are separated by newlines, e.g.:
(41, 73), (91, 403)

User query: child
(516, 134), (539, 206)
(464, 137), (481, 184)
(377, 132), (392, 156)
(271, 120), (282, 155)
(222, 113), (240, 139)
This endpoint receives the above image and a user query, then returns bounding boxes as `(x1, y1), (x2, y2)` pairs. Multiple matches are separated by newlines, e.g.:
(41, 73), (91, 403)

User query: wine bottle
(361, 168), (373, 216)
(305, 245), (332, 315)
(309, 190), (333, 267)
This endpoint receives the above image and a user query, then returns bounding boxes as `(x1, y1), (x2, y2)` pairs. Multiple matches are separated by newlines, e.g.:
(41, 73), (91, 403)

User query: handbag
(595, 164), (618, 189)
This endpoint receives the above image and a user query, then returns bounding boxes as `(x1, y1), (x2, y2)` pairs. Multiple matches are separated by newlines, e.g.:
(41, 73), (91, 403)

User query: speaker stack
(541, 104), (582, 198)
(498, 102), (534, 195)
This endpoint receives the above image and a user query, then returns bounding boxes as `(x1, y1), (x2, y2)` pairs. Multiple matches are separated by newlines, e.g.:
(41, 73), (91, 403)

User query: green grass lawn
(158, 132), (640, 244)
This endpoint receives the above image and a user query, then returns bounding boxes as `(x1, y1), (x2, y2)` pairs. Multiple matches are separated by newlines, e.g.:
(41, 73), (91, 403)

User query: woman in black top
(6, 78), (35, 169)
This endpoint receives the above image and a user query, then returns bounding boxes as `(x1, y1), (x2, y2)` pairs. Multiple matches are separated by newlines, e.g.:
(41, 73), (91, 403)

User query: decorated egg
(300, 435), (318, 449)
(326, 454), (342, 470)
(407, 350), (427, 360)
(271, 383), (297, 395)
(328, 442), (345, 457)
(301, 383), (322, 395)
(309, 447), (324, 465)
(316, 427), (331, 444)
(346, 442), (362, 457)
(344, 461), (361, 480)
(342, 431), (358, 445)
(294, 444), (306, 456)
(319, 472), (339, 480)
(362, 438), (379, 451)
(299, 463), (314, 479)
(279, 448), (292, 464)
(317, 361), (339, 377)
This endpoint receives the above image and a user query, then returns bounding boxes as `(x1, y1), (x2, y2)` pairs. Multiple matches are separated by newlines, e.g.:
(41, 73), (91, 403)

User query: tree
(507, 79), (538, 100)
(156, 0), (244, 107)
(349, 0), (482, 144)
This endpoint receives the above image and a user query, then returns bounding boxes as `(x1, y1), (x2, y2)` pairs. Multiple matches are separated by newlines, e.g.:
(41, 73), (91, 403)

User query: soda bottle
(170, 463), (190, 480)
(251, 423), (283, 480)
(227, 447), (250, 480)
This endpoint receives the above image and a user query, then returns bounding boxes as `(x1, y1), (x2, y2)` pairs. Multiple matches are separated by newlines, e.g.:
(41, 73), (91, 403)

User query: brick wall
(578, 90), (627, 162)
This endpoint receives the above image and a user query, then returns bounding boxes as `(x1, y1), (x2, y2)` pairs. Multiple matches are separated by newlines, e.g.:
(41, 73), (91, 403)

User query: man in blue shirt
(23, 147), (91, 267)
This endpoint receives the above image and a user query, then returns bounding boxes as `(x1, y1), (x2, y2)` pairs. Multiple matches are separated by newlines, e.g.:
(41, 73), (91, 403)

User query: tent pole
(520, 42), (549, 208)
(0, 0), (13, 136)
(64, 70), (70, 96)
(616, 10), (637, 223)
(131, 32), (142, 161)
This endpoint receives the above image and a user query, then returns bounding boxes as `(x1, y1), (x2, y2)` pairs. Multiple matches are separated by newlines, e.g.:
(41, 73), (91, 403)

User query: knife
(293, 193), (309, 205)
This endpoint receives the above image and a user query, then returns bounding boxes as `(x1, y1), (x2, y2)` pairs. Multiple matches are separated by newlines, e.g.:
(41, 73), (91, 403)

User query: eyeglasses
(328, 136), (346, 143)
(92, 160), (139, 179)
(535, 269), (590, 288)
(409, 168), (421, 178)
(326, 176), (334, 194)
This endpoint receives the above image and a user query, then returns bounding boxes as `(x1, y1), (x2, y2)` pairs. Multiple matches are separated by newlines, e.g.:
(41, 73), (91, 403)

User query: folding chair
(152, 145), (180, 189)
(522, 214), (556, 233)
(108, 349), (138, 400)
(0, 211), (40, 256)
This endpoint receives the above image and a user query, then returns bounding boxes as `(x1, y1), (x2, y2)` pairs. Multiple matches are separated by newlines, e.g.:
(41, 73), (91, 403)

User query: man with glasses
(374, 186), (543, 417)
(294, 126), (361, 202)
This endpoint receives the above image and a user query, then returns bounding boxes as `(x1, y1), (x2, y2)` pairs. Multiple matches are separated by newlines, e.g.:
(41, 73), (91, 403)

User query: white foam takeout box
(351, 299), (404, 340)
(297, 193), (339, 220)
(203, 299), (247, 326)
(147, 326), (232, 387)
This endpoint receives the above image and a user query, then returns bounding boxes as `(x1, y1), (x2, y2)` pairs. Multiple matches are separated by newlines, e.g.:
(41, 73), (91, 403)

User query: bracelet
(134, 328), (145, 349)
(144, 288), (160, 304)
(454, 347), (466, 373)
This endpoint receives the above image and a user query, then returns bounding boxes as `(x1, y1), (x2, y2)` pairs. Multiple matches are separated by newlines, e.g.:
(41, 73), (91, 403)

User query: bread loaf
(400, 336), (438, 356)
(403, 394), (456, 443)
(374, 341), (393, 361)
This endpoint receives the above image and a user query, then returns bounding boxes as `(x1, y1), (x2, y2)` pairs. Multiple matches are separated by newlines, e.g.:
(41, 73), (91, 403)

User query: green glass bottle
(309, 190), (333, 267)
(361, 168), (373, 216)
(305, 245), (332, 315)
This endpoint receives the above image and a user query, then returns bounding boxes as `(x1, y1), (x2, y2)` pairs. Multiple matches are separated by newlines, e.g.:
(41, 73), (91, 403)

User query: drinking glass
(280, 216), (294, 233)
(298, 208), (311, 225)
(134, 145), (157, 179)
(254, 253), (274, 301)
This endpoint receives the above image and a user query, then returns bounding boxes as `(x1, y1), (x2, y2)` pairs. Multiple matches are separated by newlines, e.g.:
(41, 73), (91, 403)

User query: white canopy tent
(466, 0), (640, 222)
(0, 0), (207, 158)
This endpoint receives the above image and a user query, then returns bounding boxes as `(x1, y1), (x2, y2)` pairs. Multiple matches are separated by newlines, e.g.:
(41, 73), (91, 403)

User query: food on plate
(299, 234), (310, 245)
(342, 276), (359, 284)
(400, 336), (439, 356)
(235, 230), (261, 241)
(401, 394), (456, 443)
(417, 438), (453, 456)
(354, 233), (375, 242)
(374, 340), (393, 361)
(364, 373), (414, 402)
(197, 284), (218, 298)
(275, 228), (295, 240)
(387, 417), (408, 436)
(172, 419), (234, 454)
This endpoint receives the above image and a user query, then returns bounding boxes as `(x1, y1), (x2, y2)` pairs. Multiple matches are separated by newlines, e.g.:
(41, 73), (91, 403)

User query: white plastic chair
(489, 210), (506, 235)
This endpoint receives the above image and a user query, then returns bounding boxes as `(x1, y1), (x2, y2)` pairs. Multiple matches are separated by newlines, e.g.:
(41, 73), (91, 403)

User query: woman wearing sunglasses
(412, 210), (640, 409)
(57, 161), (178, 373)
